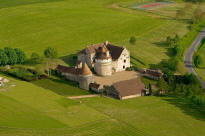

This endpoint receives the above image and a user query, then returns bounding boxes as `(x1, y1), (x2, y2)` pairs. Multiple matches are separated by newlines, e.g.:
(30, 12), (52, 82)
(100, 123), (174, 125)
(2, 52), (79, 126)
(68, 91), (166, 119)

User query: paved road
(184, 28), (205, 89)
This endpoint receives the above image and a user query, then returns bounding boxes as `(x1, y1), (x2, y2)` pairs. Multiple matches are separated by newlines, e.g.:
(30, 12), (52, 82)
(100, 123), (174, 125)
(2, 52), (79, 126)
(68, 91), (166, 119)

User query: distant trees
(129, 36), (136, 44)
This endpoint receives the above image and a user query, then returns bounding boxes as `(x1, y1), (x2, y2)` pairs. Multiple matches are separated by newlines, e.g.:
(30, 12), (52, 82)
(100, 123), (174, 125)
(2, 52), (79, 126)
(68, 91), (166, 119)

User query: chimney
(104, 41), (109, 45)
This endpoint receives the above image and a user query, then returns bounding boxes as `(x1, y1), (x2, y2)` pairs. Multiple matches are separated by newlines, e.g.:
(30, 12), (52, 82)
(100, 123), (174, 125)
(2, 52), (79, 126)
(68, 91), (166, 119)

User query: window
(124, 59), (126, 63)
(123, 66), (125, 69)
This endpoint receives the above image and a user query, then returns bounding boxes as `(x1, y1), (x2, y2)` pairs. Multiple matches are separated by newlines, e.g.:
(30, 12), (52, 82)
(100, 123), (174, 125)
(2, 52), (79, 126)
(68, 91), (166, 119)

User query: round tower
(79, 62), (94, 90)
(94, 46), (112, 76)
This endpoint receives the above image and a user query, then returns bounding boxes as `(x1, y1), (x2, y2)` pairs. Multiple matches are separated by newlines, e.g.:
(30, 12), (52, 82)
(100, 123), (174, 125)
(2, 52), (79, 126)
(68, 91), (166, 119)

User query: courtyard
(93, 71), (140, 86)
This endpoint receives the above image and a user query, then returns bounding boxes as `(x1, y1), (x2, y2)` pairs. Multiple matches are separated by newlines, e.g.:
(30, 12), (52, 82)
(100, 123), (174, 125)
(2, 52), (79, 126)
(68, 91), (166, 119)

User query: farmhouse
(107, 78), (145, 100)
(78, 41), (130, 76)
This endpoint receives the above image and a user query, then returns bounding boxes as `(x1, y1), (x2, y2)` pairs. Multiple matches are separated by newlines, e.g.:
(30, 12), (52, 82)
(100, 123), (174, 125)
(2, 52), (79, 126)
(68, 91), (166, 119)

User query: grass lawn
(0, 75), (205, 136)
(0, 0), (197, 68)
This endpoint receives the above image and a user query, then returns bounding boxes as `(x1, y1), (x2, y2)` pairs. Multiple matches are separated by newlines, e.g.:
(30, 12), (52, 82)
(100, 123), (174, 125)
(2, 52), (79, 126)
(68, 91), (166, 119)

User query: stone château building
(56, 62), (94, 90)
(78, 41), (130, 76)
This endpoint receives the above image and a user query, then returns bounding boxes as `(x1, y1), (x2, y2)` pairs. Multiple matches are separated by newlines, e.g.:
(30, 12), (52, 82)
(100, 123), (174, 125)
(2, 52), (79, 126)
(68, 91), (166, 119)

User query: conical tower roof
(81, 62), (92, 75)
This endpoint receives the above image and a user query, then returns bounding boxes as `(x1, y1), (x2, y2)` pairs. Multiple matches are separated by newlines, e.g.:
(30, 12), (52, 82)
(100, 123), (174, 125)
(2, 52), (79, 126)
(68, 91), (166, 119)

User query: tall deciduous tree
(14, 48), (26, 64)
(157, 78), (168, 92)
(4, 47), (17, 65)
(0, 49), (8, 66)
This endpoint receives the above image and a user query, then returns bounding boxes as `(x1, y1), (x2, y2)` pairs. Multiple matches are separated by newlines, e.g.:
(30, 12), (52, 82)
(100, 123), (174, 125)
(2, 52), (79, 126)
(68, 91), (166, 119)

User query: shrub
(5, 67), (38, 81)
(44, 47), (58, 59)
(30, 52), (42, 64)
(129, 36), (136, 44)
(194, 55), (202, 67)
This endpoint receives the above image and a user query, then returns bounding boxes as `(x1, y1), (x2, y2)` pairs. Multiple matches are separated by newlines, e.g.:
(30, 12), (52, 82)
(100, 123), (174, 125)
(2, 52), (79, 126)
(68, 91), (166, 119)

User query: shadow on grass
(59, 54), (77, 66)
(152, 41), (167, 47)
(0, 0), (64, 9)
(131, 56), (146, 66)
(161, 95), (205, 121)
(32, 78), (91, 96)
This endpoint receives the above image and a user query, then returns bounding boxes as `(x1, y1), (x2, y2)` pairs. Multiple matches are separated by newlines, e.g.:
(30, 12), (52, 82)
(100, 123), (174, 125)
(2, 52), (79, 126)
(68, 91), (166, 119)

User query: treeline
(0, 47), (26, 66)
(150, 29), (205, 106)
(0, 47), (58, 81)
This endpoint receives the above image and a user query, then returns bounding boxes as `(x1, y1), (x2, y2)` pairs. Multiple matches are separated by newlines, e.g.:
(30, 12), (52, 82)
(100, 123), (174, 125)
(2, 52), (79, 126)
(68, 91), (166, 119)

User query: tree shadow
(59, 54), (77, 66)
(32, 78), (91, 96)
(161, 95), (205, 121)
(0, 0), (64, 9)
(130, 56), (146, 66)
(152, 41), (167, 47)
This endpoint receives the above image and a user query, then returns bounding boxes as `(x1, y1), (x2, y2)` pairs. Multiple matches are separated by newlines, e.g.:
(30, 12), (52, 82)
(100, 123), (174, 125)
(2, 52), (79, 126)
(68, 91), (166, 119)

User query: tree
(4, 47), (17, 65)
(194, 55), (202, 68)
(148, 83), (152, 96)
(157, 78), (168, 92)
(30, 52), (42, 64)
(0, 49), (8, 66)
(129, 36), (136, 44)
(44, 47), (58, 59)
(174, 34), (180, 44)
(14, 48), (26, 64)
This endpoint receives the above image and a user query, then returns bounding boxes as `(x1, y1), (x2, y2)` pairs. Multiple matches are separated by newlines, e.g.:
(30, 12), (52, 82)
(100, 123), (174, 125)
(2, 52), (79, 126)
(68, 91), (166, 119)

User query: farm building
(107, 78), (145, 100)
(56, 63), (94, 90)
(78, 41), (130, 76)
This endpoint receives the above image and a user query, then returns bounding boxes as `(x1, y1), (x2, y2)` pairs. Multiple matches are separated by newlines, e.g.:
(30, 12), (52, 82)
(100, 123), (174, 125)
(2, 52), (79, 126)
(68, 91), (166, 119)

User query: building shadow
(130, 56), (146, 66)
(160, 95), (205, 121)
(0, 0), (64, 9)
(32, 78), (92, 96)
(59, 54), (78, 66)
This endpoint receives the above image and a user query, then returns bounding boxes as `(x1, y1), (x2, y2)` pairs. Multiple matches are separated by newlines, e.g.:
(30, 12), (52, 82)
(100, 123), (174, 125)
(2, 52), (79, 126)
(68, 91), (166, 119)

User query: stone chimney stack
(104, 41), (109, 45)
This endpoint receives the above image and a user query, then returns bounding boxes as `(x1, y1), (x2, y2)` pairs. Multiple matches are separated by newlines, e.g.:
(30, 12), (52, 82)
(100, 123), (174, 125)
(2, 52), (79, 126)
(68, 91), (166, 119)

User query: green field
(195, 44), (205, 80)
(0, 0), (195, 68)
(0, 75), (205, 136)
(1, 0), (205, 135)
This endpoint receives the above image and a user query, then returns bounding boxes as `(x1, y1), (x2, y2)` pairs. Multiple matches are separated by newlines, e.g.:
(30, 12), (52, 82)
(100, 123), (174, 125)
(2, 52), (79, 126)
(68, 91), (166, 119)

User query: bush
(30, 52), (42, 64)
(194, 55), (202, 67)
(129, 36), (136, 44)
(5, 67), (38, 81)
(44, 47), (58, 59)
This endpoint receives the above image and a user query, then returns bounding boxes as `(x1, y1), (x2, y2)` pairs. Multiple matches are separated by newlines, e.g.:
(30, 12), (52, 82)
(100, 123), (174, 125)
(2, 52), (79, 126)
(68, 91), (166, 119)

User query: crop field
(0, 75), (204, 136)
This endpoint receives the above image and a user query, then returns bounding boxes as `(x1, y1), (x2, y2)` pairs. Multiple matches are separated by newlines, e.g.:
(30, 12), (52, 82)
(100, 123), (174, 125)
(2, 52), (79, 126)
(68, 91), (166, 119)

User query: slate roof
(113, 78), (145, 97)
(56, 65), (81, 75)
(78, 42), (125, 60)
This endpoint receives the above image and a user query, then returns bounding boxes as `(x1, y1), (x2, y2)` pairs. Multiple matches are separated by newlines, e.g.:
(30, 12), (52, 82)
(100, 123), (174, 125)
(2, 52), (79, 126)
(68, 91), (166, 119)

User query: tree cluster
(0, 47), (26, 66)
